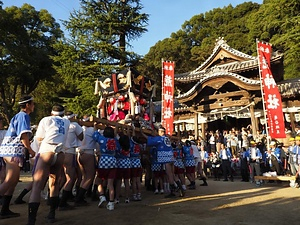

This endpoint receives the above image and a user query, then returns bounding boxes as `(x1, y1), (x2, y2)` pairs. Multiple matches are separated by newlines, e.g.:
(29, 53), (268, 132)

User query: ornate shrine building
(173, 37), (300, 139)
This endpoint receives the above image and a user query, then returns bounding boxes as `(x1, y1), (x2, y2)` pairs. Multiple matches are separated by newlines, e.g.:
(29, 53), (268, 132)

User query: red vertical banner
(161, 61), (175, 135)
(257, 41), (286, 138)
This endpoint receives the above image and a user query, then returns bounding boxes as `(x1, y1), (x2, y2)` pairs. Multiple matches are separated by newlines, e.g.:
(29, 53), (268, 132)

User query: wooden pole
(194, 113), (198, 140)
(71, 117), (181, 140)
(250, 103), (257, 136)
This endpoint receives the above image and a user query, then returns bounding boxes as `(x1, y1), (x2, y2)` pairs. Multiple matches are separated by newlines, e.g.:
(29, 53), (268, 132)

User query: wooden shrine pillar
(255, 117), (260, 131)
(289, 112), (296, 132)
(249, 104), (258, 135)
(194, 113), (198, 140)
(201, 122), (206, 139)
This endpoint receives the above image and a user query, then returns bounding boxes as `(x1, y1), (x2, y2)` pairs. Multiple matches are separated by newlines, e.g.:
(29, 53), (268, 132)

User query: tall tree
(138, 2), (261, 99)
(53, 0), (149, 116)
(0, 4), (62, 122)
(247, 0), (300, 79)
(141, 0), (299, 84)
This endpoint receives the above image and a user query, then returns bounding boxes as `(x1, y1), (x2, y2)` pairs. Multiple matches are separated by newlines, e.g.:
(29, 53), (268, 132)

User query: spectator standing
(242, 133), (249, 150)
(229, 132), (238, 156)
(215, 130), (223, 153)
(209, 152), (221, 181)
(192, 141), (201, 179)
(240, 147), (250, 182)
(288, 136), (300, 175)
(219, 144), (233, 182)
(208, 131), (216, 153)
(248, 141), (262, 183)
(198, 145), (208, 186)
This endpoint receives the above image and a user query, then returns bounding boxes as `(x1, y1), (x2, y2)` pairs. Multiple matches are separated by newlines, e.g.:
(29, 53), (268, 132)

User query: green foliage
(1, 0), (299, 122)
(139, 2), (263, 100)
(64, 0), (148, 68)
(52, 0), (149, 116)
(140, 2), (261, 82)
(247, 0), (300, 79)
(0, 4), (62, 120)
(141, 0), (299, 82)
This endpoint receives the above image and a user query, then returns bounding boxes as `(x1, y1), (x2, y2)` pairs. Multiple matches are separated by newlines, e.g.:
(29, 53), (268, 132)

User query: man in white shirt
(230, 132), (238, 156)
(191, 141), (200, 177)
(208, 131), (216, 153)
(59, 112), (83, 210)
(27, 104), (70, 225)
(75, 115), (97, 206)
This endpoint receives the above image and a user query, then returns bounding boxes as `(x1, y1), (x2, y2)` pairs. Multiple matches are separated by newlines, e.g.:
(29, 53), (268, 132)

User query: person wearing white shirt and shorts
(75, 116), (97, 206)
(59, 112), (83, 210)
(27, 104), (70, 225)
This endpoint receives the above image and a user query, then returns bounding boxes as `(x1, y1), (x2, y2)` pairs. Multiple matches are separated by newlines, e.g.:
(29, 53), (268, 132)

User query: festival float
(86, 68), (157, 136)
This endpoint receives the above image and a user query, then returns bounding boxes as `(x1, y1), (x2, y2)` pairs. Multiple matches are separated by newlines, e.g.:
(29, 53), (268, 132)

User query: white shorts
(39, 143), (64, 154)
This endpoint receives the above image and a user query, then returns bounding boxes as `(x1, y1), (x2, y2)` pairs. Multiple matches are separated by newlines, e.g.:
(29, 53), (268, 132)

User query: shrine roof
(176, 71), (260, 100)
(175, 38), (283, 82)
(278, 78), (300, 98)
(154, 78), (300, 114)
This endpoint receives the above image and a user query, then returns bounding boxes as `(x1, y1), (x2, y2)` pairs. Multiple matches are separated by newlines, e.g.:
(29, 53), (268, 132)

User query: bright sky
(3, 0), (263, 55)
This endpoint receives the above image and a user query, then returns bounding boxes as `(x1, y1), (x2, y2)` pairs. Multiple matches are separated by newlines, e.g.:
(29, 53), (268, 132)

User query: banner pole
(256, 39), (270, 149)
(161, 58), (164, 129)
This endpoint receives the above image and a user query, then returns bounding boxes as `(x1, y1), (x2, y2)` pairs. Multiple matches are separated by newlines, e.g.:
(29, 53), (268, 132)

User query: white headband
(65, 114), (75, 119)
(18, 97), (34, 104)
(82, 117), (90, 122)
(51, 110), (65, 116)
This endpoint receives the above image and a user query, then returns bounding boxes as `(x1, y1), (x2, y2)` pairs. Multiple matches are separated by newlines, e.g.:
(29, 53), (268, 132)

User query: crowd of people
(1, 96), (300, 224)
(202, 128), (300, 185)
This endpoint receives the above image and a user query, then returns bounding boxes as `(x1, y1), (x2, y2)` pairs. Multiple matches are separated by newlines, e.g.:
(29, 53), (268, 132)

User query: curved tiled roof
(175, 60), (258, 82)
(176, 71), (260, 100)
(185, 37), (255, 75)
(154, 79), (300, 114)
(278, 78), (300, 98)
(175, 38), (283, 82)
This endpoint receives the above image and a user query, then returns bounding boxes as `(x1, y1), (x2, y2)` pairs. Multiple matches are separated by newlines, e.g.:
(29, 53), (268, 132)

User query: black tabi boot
(200, 177), (208, 186)
(74, 188), (89, 206)
(91, 184), (99, 201)
(58, 190), (74, 211)
(0, 195), (20, 219)
(27, 202), (40, 225)
(14, 188), (30, 204)
(145, 179), (153, 191)
(188, 181), (196, 190)
(86, 184), (92, 198)
(175, 180), (186, 197)
(46, 190), (50, 206)
(46, 197), (59, 223)
(75, 185), (80, 198)
(165, 184), (176, 198)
